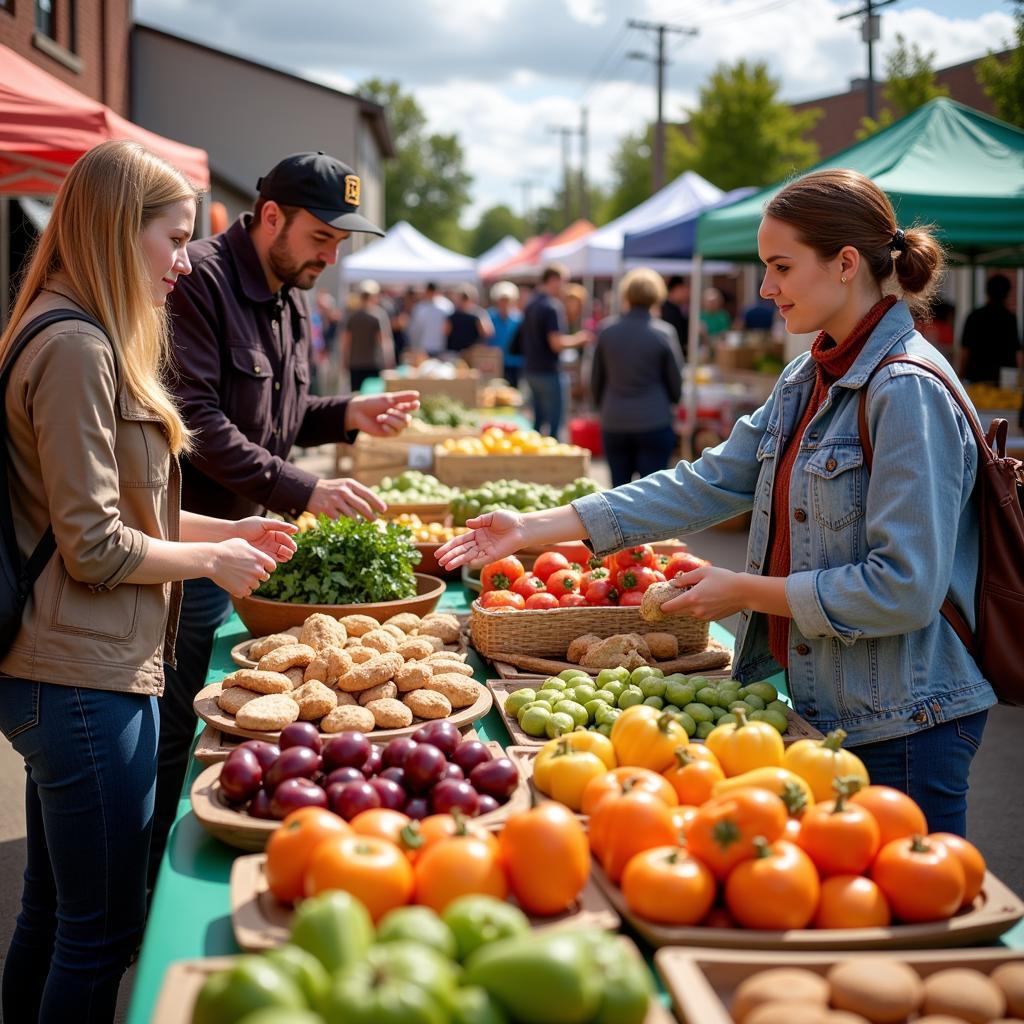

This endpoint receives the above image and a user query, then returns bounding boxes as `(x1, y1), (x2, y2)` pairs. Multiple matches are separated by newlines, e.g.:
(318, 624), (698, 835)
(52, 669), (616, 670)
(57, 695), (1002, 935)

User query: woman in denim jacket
(438, 170), (994, 835)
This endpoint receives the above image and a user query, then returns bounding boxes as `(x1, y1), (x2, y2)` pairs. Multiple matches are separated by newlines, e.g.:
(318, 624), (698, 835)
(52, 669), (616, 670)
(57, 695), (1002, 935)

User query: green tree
(357, 78), (472, 251)
(857, 34), (950, 138)
(468, 204), (525, 257)
(602, 125), (693, 221)
(683, 61), (820, 190)
(977, 3), (1024, 128)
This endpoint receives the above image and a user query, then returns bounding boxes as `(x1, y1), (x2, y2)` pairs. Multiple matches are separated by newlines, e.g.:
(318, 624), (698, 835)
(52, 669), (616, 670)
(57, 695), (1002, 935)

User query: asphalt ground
(0, 444), (1020, 1021)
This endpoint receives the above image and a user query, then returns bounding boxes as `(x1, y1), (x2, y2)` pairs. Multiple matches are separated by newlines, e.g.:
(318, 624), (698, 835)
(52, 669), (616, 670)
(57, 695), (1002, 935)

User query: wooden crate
(434, 449), (591, 488)
(381, 370), (480, 406)
(349, 429), (479, 487)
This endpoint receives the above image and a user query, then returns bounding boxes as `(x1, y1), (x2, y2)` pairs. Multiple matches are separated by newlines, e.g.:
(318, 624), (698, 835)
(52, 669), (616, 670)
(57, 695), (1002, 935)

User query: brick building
(0, 0), (130, 115)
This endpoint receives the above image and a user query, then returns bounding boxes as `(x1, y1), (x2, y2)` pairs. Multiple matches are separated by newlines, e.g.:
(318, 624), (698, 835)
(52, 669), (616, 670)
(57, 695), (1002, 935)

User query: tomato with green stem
(480, 556), (525, 593)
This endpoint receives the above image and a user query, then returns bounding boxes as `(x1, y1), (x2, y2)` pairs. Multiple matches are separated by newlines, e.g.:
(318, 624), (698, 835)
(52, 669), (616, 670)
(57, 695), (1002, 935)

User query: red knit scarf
(766, 295), (897, 667)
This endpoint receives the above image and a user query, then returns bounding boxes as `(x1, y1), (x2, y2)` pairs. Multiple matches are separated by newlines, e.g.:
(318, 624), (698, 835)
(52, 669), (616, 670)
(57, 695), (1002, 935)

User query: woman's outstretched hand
(435, 509), (528, 570)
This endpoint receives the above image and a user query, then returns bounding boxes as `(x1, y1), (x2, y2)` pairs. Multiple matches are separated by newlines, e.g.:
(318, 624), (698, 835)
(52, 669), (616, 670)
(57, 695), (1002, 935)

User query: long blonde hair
(0, 140), (203, 454)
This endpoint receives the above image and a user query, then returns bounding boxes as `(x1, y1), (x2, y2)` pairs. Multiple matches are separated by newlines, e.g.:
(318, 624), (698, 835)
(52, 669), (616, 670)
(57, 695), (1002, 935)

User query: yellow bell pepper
(711, 766), (815, 815)
(705, 709), (784, 777)
(532, 743), (607, 812)
(534, 732), (615, 793)
(610, 705), (690, 773)
(782, 729), (870, 802)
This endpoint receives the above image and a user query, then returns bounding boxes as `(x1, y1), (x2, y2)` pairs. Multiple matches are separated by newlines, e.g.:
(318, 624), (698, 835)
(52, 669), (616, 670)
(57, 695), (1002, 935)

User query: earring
(841, 275), (847, 284)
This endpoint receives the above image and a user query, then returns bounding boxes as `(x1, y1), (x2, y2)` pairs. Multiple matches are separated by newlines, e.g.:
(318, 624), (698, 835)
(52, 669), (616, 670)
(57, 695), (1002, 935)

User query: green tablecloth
(126, 588), (1022, 1022)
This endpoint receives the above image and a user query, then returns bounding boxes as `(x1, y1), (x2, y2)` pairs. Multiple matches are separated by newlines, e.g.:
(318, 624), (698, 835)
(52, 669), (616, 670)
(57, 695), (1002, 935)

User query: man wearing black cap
(148, 153), (418, 880)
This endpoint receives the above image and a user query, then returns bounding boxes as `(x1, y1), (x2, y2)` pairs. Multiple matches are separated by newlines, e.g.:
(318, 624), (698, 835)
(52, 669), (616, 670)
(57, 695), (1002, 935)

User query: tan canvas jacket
(0, 286), (181, 694)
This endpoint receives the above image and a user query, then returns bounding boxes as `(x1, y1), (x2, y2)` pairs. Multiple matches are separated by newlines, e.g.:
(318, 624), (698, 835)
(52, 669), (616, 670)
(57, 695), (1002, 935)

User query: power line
(579, 25), (635, 101)
(839, 0), (901, 118)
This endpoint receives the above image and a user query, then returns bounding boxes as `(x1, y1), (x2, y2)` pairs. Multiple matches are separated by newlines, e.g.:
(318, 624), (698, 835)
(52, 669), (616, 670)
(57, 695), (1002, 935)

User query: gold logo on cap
(344, 175), (361, 206)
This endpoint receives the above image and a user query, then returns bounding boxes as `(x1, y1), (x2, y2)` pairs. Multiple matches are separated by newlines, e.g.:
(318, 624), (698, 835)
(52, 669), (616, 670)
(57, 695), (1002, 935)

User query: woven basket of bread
(469, 601), (709, 661)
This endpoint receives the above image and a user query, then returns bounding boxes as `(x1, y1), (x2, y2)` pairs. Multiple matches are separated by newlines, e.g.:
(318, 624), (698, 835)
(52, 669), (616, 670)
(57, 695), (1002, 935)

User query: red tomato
(525, 592), (560, 610)
(615, 566), (659, 593)
(559, 593), (588, 607)
(479, 590), (526, 610)
(614, 545), (656, 570)
(480, 556), (525, 593)
(511, 573), (546, 599)
(579, 568), (610, 590)
(546, 569), (582, 597)
(584, 580), (620, 606)
(665, 552), (709, 579)
(618, 589), (644, 606)
(532, 551), (571, 583)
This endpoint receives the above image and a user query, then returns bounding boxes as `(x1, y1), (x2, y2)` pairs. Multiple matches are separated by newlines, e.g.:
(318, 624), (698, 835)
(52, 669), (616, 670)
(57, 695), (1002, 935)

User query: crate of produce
(656, 946), (1024, 1024)
(470, 601), (710, 661)
(435, 449), (591, 488)
(351, 431), (477, 486)
(382, 369), (480, 406)
(372, 470), (457, 521)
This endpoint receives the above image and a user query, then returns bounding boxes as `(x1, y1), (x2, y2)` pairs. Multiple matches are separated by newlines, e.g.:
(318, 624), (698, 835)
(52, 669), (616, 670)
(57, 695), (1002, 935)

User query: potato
(639, 581), (678, 623)
(991, 962), (1024, 1017)
(745, 1004), (829, 1024)
(827, 959), (923, 1024)
(920, 968), (1005, 1024)
(732, 969), (830, 1024)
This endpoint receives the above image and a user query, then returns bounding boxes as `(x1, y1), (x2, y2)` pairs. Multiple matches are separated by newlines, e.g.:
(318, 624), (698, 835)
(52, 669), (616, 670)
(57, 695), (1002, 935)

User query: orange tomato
(814, 875), (891, 929)
(350, 808), (413, 848)
(670, 804), (699, 840)
(581, 766), (677, 821)
(929, 832), (986, 908)
(499, 801), (589, 916)
(265, 807), (350, 905)
(686, 788), (788, 879)
(724, 838), (821, 930)
(871, 834), (966, 922)
(663, 747), (726, 806)
(796, 799), (880, 877)
(413, 836), (508, 913)
(303, 834), (415, 921)
(621, 846), (716, 926)
(589, 790), (679, 883)
(849, 785), (927, 848)
(415, 813), (499, 859)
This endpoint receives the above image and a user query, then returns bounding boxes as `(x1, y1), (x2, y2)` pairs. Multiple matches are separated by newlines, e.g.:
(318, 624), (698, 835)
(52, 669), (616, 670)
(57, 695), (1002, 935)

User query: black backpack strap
(0, 308), (107, 591)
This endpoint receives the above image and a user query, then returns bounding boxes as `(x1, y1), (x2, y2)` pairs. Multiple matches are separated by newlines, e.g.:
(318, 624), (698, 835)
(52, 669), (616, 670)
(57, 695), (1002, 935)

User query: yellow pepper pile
(390, 513), (468, 544)
(441, 428), (584, 456)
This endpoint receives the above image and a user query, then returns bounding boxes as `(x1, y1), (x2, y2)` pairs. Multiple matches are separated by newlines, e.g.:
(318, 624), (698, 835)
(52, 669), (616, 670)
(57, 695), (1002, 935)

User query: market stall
(340, 220), (478, 286)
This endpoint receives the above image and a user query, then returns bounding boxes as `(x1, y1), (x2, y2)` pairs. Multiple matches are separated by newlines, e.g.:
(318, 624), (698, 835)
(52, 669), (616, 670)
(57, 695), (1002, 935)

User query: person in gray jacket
(591, 268), (683, 487)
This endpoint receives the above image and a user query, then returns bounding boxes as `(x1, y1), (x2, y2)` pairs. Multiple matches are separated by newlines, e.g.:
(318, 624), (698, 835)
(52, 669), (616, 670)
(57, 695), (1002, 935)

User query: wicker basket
(470, 601), (709, 660)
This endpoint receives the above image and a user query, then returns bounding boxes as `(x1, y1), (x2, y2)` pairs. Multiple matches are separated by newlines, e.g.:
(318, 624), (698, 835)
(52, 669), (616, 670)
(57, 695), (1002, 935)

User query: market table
(127, 584), (1024, 1023)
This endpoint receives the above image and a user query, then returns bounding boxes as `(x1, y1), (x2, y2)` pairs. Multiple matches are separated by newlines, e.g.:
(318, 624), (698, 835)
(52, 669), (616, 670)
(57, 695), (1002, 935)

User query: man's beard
(268, 228), (327, 289)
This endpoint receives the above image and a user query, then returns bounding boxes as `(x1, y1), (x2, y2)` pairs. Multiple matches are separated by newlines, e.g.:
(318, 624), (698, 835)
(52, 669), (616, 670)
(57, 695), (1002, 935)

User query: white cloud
(134, 0), (1013, 228)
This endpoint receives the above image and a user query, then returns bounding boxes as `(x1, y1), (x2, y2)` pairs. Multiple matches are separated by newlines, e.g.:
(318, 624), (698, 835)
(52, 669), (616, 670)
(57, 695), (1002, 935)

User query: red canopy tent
(0, 43), (210, 194)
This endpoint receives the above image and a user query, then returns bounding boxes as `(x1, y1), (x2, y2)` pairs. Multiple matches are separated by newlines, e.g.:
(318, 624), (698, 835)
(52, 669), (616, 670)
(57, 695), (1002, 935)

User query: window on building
(1, 0), (14, 13)
(67, 0), (75, 51)
(34, 0), (55, 39)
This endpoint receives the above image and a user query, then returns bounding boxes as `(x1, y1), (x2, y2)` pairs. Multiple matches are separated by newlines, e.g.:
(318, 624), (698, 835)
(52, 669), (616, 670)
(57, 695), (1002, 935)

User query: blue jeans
(525, 371), (566, 439)
(602, 425), (678, 489)
(149, 576), (232, 887)
(0, 677), (158, 1023)
(851, 710), (988, 837)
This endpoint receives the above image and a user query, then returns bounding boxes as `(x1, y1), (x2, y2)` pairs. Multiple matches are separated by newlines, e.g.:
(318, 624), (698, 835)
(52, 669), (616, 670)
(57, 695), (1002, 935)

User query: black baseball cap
(256, 151), (385, 236)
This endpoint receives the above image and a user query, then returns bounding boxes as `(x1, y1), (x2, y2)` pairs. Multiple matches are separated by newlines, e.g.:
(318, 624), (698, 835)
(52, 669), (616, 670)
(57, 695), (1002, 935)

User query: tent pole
(1017, 268), (1023, 342)
(0, 198), (10, 330)
(686, 254), (702, 460)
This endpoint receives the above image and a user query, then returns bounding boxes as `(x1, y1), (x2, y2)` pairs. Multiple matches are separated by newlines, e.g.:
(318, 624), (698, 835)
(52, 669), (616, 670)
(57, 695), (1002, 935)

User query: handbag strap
(0, 308), (107, 588)
(856, 353), (979, 654)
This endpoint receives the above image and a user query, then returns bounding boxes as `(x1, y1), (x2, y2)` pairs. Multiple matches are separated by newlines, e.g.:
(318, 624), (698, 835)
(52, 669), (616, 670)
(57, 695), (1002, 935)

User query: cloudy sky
(135, 0), (1012, 225)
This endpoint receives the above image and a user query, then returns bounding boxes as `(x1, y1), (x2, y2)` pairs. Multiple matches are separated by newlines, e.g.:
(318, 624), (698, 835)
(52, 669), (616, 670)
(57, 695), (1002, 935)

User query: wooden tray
(487, 679), (822, 748)
(193, 722), (244, 764)
(592, 858), (1024, 950)
(229, 851), (620, 951)
(230, 631), (468, 670)
(486, 641), (734, 679)
(491, 658), (736, 682)
(655, 946), (1024, 1024)
(152, 951), (675, 1024)
(190, 739), (530, 853)
(193, 679), (493, 745)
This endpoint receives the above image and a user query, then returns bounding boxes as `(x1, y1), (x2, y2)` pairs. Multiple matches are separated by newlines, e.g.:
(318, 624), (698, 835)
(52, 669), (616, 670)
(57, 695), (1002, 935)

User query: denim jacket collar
(782, 301), (916, 391)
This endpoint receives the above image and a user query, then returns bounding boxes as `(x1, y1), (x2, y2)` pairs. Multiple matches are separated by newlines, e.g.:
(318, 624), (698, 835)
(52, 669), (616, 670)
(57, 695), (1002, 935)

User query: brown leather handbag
(858, 354), (1024, 706)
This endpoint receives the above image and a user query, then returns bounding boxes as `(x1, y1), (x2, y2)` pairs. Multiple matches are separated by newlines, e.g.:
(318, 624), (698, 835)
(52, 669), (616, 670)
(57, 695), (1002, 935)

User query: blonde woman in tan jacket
(0, 141), (298, 1023)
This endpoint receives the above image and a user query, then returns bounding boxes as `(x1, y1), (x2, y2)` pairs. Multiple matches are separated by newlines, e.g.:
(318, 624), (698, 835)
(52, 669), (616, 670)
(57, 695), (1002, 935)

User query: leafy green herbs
(256, 515), (422, 605)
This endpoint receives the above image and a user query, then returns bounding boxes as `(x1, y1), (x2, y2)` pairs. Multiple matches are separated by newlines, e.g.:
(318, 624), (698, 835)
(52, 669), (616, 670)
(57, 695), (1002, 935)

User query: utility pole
(628, 18), (697, 192)
(547, 124), (581, 227)
(838, 0), (900, 119)
(578, 105), (590, 221)
(514, 177), (539, 226)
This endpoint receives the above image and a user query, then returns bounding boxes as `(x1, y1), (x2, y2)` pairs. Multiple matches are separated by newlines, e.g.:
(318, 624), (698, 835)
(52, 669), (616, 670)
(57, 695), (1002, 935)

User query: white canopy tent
(540, 171), (724, 277)
(475, 235), (521, 275)
(341, 221), (477, 286)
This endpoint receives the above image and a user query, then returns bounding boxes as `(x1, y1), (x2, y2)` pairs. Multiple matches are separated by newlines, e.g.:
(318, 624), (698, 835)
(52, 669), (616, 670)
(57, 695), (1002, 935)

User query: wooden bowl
(231, 573), (446, 636)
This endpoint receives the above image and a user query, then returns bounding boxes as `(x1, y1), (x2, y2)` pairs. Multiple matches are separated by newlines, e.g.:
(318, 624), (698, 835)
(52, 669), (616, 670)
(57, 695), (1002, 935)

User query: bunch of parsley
(256, 515), (422, 605)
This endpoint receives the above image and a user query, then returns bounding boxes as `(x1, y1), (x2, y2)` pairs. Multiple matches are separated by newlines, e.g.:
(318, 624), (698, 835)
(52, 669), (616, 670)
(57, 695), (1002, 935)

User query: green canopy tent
(678, 99), (1024, 448)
